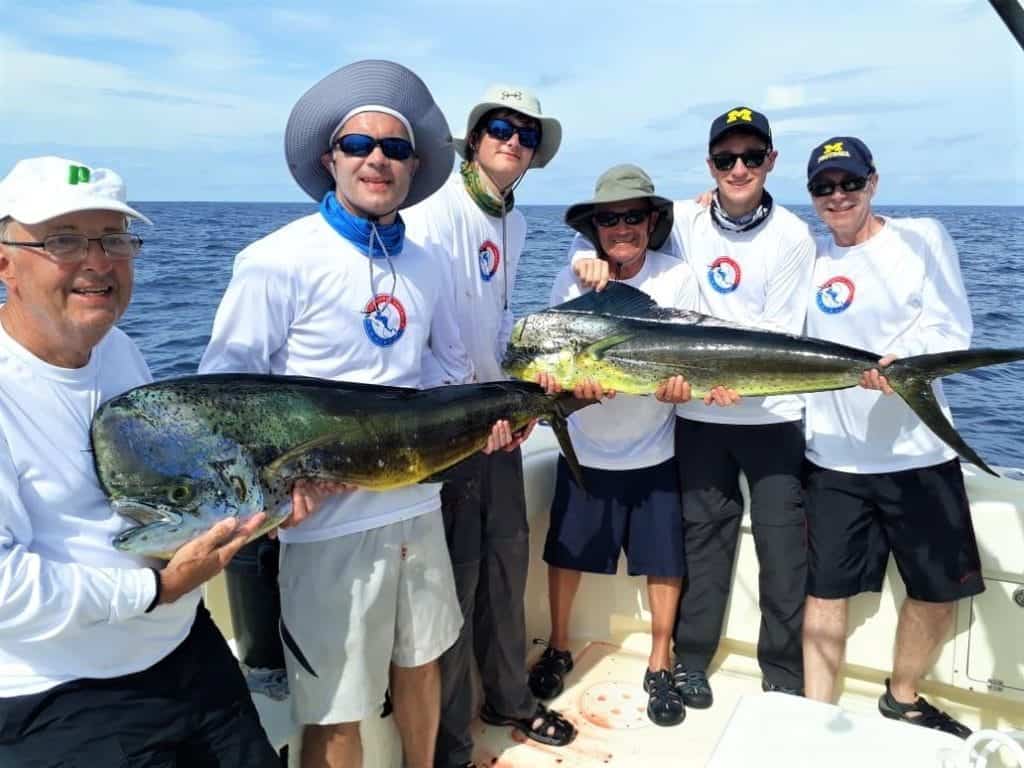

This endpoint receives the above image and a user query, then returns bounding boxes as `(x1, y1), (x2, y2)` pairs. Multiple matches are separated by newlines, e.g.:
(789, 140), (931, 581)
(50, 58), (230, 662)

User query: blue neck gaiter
(320, 192), (405, 258)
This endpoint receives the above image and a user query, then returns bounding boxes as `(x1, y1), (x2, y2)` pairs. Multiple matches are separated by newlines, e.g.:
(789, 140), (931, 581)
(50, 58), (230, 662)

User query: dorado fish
(91, 375), (592, 558)
(502, 282), (1024, 476)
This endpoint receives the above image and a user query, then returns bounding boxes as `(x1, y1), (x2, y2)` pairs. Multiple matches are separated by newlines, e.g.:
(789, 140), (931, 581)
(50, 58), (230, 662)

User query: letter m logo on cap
(68, 165), (91, 185)
(727, 108), (753, 124)
(823, 142), (845, 156)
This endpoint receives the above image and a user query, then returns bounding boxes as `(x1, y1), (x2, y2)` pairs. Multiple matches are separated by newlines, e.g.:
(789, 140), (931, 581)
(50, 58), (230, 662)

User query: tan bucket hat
(453, 84), (562, 168)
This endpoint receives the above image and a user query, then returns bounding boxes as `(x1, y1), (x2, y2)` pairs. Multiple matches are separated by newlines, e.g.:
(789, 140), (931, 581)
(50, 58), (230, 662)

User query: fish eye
(168, 485), (193, 504)
(230, 475), (248, 502)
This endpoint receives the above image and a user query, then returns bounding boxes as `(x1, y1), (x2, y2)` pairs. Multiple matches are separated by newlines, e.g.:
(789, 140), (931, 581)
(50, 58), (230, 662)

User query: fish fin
(549, 282), (659, 317)
(263, 434), (344, 480)
(888, 348), (1024, 476)
(112, 522), (182, 560)
(280, 619), (318, 678)
(890, 375), (997, 476)
(581, 333), (634, 360)
(549, 282), (724, 326)
(549, 394), (596, 491)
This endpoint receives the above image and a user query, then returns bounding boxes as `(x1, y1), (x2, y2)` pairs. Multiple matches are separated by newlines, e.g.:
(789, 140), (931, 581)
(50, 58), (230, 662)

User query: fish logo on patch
(708, 257), (741, 294)
(816, 276), (855, 314)
(479, 240), (501, 282)
(363, 294), (407, 347)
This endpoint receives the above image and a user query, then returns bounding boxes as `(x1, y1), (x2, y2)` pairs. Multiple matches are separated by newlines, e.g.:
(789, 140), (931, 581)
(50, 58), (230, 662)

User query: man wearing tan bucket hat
(404, 85), (576, 766)
(200, 61), (518, 768)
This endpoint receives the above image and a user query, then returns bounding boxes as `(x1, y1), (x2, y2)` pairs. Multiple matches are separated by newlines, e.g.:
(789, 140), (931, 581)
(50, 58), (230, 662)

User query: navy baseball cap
(807, 137), (875, 181)
(708, 106), (772, 149)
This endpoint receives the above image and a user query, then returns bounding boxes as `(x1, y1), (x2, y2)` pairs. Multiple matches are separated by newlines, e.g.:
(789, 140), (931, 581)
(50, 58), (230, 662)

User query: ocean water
(7, 202), (1024, 468)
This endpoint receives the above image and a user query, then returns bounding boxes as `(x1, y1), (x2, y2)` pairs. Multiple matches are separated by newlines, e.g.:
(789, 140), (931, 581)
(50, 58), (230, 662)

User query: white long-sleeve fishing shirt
(804, 216), (973, 473)
(570, 199), (816, 425)
(0, 323), (198, 697)
(404, 173), (527, 382)
(549, 251), (701, 470)
(199, 212), (472, 542)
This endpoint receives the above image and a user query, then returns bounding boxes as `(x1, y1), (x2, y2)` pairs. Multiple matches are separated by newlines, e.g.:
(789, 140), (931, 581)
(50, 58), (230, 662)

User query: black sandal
(878, 678), (971, 739)
(479, 701), (577, 747)
(528, 640), (573, 700)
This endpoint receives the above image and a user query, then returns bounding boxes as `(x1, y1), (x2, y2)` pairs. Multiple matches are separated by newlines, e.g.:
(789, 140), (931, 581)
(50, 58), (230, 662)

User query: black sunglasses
(484, 118), (541, 150)
(334, 134), (415, 160)
(593, 209), (650, 228)
(710, 149), (770, 171)
(808, 176), (870, 197)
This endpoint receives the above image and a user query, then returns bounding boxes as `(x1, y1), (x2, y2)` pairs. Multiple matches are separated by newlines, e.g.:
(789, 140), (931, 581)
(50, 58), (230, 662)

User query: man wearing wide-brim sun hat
(199, 60), (517, 768)
(530, 162), (701, 728)
(403, 84), (574, 764)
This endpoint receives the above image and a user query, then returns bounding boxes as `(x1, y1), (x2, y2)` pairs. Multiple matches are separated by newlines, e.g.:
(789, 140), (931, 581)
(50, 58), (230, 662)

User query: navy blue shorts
(805, 459), (985, 603)
(543, 457), (686, 578)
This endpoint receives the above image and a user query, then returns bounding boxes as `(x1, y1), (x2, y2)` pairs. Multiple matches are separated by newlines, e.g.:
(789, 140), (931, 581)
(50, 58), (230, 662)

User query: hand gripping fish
(91, 377), (593, 558)
(502, 282), (1024, 476)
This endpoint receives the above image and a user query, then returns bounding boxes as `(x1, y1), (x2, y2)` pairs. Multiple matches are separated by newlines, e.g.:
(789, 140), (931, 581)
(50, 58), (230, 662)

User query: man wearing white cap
(0, 156), (278, 766)
(403, 85), (576, 764)
(200, 61), (517, 768)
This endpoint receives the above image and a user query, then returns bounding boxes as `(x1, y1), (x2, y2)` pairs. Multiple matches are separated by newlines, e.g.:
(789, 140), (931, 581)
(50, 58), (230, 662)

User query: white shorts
(278, 509), (462, 725)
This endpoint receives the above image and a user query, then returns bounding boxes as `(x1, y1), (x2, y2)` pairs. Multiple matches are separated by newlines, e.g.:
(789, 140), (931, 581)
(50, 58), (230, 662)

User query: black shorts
(0, 603), (279, 768)
(805, 459), (985, 603)
(543, 457), (686, 578)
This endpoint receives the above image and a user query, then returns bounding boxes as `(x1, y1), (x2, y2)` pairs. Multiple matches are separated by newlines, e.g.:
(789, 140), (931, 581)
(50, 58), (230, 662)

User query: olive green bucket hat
(564, 164), (674, 251)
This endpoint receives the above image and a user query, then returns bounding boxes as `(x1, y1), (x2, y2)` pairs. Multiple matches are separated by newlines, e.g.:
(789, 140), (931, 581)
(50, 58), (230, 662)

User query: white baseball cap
(0, 156), (152, 225)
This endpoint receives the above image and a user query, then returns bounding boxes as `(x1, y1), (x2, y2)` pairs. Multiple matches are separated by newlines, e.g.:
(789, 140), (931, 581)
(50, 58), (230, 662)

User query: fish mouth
(110, 499), (183, 527)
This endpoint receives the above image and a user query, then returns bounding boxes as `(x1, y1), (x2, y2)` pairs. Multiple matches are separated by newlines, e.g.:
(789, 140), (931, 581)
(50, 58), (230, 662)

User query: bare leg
(391, 659), (441, 768)
(889, 599), (955, 705)
(300, 722), (360, 768)
(803, 596), (848, 703)
(548, 565), (583, 650)
(647, 576), (683, 671)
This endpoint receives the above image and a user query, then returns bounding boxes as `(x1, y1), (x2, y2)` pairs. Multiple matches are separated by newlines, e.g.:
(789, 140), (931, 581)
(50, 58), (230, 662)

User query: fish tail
(887, 348), (1024, 476)
(549, 394), (592, 491)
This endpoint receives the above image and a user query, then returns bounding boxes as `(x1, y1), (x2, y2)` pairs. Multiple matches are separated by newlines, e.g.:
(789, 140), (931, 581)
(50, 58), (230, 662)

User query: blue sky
(2, 0), (1021, 206)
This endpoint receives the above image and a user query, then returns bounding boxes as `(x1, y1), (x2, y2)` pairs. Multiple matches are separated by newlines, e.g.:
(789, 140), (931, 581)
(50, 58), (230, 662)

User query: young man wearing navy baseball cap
(801, 136), (982, 739)
(569, 106), (816, 709)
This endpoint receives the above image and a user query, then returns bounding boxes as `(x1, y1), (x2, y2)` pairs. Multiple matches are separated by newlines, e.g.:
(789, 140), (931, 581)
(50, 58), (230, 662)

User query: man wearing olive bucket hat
(200, 60), (517, 768)
(531, 165), (701, 727)
(403, 85), (576, 764)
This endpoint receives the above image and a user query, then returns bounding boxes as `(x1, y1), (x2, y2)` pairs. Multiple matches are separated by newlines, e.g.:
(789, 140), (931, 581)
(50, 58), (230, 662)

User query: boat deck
(240, 632), (1023, 767)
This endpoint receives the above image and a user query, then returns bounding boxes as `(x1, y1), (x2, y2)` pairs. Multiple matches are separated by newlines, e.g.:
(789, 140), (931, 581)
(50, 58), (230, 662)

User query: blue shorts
(543, 457), (686, 578)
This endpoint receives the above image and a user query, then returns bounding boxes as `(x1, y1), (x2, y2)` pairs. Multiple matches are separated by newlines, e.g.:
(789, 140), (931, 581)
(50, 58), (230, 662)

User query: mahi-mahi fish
(91, 375), (593, 558)
(502, 282), (1024, 476)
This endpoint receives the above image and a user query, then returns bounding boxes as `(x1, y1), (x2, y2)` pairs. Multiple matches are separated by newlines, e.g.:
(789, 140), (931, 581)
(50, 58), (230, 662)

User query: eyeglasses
(593, 209), (650, 227)
(333, 134), (415, 161)
(0, 233), (143, 263)
(710, 149), (770, 171)
(484, 118), (541, 150)
(807, 176), (870, 197)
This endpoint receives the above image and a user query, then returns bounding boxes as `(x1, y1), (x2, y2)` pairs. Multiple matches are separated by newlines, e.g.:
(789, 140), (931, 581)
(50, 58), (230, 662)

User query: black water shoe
(672, 663), (713, 709)
(528, 641), (573, 700)
(644, 669), (686, 726)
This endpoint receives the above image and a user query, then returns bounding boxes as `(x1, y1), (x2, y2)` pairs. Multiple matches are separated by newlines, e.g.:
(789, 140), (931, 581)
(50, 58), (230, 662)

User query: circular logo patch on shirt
(707, 256), (742, 294)
(478, 240), (501, 282)
(816, 276), (856, 314)
(363, 294), (407, 347)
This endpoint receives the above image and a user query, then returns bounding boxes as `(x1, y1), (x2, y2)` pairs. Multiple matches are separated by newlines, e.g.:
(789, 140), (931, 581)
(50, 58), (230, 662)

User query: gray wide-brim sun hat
(453, 84), (562, 169)
(284, 59), (454, 209)
(565, 164), (674, 251)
